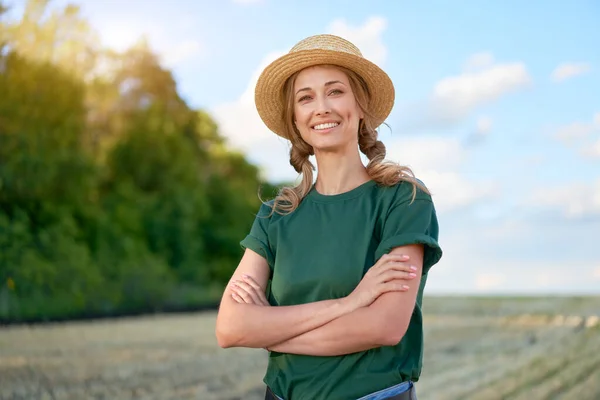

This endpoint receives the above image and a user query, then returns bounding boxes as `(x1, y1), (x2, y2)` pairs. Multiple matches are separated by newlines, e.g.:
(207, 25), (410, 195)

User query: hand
(229, 274), (270, 306)
(344, 254), (417, 309)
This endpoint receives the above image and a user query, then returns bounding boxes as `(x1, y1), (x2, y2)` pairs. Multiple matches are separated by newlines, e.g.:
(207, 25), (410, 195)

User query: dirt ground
(1, 296), (599, 400)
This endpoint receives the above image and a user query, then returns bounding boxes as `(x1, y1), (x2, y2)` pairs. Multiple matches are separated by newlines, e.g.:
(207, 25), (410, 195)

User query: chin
(303, 128), (356, 153)
(311, 138), (352, 153)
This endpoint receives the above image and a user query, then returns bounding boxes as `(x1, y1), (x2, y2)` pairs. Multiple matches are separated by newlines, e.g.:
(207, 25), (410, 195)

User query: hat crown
(289, 34), (363, 58)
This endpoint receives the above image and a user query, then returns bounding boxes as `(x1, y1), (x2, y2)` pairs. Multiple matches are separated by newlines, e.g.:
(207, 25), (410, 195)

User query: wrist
(337, 296), (356, 314)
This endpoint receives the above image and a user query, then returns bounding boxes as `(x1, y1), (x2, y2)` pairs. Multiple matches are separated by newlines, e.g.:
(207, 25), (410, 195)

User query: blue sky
(8, 0), (600, 294)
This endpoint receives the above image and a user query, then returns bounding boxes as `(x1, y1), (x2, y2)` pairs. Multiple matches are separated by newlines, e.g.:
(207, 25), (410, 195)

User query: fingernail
(402, 285), (410, 289)
(410, 265), (417, 271)
(409, 272), (416, 277)
(242, 274), (249, 279)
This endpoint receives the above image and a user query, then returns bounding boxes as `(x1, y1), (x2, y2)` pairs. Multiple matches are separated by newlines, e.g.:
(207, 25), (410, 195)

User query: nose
(315, 95), (331, 116)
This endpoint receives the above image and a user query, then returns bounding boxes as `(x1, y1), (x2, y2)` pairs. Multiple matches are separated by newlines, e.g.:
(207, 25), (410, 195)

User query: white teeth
(313, 122), (339, 130)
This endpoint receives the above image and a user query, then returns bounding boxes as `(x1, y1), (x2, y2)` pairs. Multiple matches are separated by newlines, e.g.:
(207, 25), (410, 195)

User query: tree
(0, 0), (275, 322)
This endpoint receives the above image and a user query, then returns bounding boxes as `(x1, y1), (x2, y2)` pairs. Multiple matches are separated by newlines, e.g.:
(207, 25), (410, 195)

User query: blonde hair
(265, 65), (428, 215)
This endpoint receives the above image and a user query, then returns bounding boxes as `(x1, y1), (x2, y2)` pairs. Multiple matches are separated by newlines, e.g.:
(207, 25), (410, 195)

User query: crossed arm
(215, 244), (424, 357)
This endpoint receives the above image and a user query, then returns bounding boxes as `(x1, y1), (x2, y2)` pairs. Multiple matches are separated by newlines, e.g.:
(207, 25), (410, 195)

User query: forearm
(267, 305), (387, 356)
(215, 296), (354, 349)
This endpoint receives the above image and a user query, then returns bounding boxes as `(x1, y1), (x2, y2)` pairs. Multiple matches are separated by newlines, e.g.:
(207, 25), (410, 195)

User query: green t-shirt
(240, 179), (442, 400)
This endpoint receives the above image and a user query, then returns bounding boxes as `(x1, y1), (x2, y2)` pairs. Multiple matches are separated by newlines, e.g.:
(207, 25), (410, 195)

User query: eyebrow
(295, 80), (345, 96)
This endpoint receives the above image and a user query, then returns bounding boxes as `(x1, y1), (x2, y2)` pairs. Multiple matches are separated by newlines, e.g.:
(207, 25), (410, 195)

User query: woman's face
(292, 65), (364, 153)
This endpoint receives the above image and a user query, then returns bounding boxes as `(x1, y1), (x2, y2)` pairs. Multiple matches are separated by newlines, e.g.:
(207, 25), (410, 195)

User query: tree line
(0, 0), (281, 323)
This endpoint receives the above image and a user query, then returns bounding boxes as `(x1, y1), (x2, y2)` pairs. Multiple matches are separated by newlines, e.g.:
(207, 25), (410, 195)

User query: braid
(290, 137), (314, 173)
(358, 119), (386, 163)
(269, 139), (314, 215)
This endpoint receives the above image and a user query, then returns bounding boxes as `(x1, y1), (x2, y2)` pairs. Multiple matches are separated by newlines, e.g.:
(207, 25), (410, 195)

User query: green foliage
(0, 0), (278, 322)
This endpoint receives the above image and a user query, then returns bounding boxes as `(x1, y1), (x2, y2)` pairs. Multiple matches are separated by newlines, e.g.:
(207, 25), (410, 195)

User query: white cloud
(552, 112), (600, 145)
(527, 179), (600, 219)
(431, 62), (531, 122)
(385, 136), (498, 213)
(244, 137), (295, 183)
(211, 51), (285, 154)
(99, 22), (147, 53)
(94, 16), (205, 68)
(418, 170), (498, 214)
(162, 40), (204, 68)
(551, 62), (592, 82)
(463, 52), (495, 71)
(427, 217), (600, 294)
(402, 55), (531, 130)
(581, 139), (600, 159)
(476, 116), (493, 136)
(327, 16), (388, 66)
(479, 218), (533, 241)
(386, 136), (467, 171)
(554, 122), (595, 143)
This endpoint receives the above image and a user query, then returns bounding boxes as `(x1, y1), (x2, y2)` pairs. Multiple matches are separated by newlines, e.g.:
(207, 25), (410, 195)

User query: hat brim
(255, 49), (395, 139)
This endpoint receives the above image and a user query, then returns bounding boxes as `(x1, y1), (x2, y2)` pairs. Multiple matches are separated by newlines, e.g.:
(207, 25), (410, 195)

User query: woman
(215, 34), (442, 400)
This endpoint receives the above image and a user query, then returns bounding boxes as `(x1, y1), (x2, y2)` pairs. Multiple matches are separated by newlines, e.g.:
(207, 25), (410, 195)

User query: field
(1, 296), (599, 400)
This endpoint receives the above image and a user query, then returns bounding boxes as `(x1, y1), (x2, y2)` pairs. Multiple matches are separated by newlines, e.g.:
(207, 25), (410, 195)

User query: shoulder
(376, 178), (434, 207)
(252, 199), (279, 225)
(254, 198), (292, 224)
(257, 199), (276, 216)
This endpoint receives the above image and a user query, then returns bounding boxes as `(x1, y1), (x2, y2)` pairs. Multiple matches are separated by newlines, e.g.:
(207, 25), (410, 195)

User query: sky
(8, 0), (600, 295)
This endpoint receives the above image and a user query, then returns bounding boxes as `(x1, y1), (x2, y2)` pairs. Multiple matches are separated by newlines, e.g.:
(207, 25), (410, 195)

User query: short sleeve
(375, 198), (442, 275)
(240, 202), (276, 270)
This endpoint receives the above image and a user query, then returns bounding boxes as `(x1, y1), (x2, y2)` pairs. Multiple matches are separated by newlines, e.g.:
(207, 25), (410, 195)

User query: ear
(357, 106), (365, 120)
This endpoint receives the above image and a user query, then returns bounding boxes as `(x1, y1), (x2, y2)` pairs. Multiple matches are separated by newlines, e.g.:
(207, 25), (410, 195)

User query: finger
(232, 281), (262, 304)
(230, 283), (255, 303)
(231, 289), (253, 304)
(241, 275), (265, 292)
(233, 285), (268, 306)
(379, 269), (417, 282)
(383, 263), (418, 273)
(259, 293), (270, 306)
(380, 281), (410, 294)
(236, 281), (269, 306)
(231, 292), (246, 303)
(259, 297), (270, 306)
(373, 254), (410, 270)
(230, 285), (247, 298)
(232, 280), (257, 295)
(374, 260), (417, 275)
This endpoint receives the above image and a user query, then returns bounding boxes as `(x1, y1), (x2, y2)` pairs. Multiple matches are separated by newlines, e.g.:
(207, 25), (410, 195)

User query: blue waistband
(271, 380), (412, 400)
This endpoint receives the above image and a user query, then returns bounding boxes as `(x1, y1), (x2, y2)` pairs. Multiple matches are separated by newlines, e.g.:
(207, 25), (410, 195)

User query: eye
(298, 95), (312, 102)
(328, 89), (343, 95)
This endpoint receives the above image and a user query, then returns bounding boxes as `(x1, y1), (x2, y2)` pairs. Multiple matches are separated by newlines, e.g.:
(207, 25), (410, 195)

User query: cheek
(296, 114), (316, 140)
(346, 107), (361, 128)
(294, 106), (309, 127)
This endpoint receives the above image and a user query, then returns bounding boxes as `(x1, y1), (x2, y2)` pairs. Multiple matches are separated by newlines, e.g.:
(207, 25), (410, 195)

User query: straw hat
(254, 34), (395, 139)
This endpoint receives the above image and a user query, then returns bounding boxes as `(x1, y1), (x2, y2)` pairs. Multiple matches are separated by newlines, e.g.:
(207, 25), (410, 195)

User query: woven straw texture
(254, 34), (395, 139)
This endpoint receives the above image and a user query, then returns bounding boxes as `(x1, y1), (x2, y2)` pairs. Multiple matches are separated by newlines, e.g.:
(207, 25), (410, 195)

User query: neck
(313, 147), (371, 195)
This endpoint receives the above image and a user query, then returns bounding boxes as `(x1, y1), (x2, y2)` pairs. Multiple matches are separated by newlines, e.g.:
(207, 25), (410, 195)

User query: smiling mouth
(312, 122), (340, 131)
